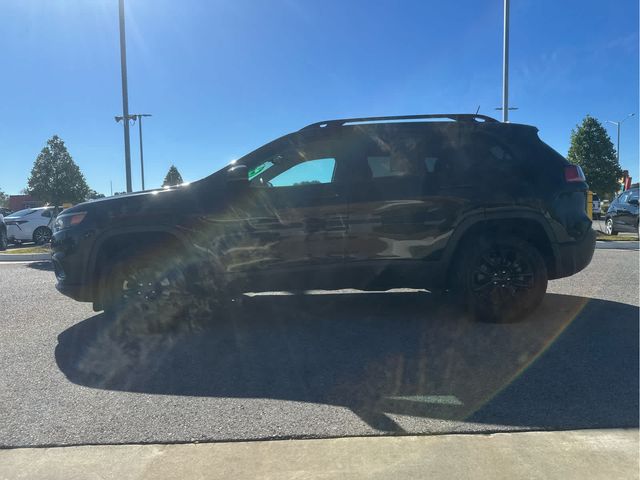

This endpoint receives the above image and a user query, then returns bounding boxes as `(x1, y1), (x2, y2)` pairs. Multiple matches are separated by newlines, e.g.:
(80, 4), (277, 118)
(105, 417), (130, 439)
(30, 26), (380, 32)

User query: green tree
(162, 165), (184, 187)
(27, 135), (89, 206)
(86, 189), (105, 200)
(567, 115), (622, 195)
(0, 189), (8, 208)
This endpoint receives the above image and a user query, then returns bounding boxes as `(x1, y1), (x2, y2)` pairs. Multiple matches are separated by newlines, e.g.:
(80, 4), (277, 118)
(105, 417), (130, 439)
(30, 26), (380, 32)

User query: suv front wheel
(101, 254), (191, 335)
(456, 235), (548, 323)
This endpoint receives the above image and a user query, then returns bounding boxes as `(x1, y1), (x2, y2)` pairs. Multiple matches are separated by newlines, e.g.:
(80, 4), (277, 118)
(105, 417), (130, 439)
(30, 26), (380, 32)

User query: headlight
(54, 212), (87, 232)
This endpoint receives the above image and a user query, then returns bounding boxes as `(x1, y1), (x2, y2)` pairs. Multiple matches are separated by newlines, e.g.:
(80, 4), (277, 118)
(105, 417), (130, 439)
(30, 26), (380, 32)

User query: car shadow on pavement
(25, 261), (53, 271)
(55, 292), (639, 434)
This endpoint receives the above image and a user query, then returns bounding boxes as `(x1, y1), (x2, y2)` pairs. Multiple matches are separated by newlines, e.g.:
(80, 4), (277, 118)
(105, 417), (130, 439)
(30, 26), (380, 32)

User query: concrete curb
(0, 253), (51, 262)
(0, 429), (637, 480)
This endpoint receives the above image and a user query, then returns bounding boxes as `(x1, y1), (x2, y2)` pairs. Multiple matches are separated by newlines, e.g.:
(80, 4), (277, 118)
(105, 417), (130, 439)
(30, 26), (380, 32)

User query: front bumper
(55, 280), (92, 302)
(551, 228), (596, 279)
(51, 226), (94, 303)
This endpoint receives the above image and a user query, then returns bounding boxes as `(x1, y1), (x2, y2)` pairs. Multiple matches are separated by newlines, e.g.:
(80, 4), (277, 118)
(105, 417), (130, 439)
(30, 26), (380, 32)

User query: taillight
(564, 165), (586, 183)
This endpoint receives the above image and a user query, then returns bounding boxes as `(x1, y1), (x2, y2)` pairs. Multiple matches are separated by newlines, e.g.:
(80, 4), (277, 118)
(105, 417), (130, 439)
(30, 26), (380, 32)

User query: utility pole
(502, 0), (510, 123)
(118, 0), (132, 193)
(606, 114), (635, 165)
(133, 114), (152, 190)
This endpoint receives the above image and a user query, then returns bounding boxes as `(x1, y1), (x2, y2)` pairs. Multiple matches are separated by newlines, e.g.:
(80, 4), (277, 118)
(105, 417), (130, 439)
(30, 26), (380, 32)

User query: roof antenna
(475, 105), (481, 115)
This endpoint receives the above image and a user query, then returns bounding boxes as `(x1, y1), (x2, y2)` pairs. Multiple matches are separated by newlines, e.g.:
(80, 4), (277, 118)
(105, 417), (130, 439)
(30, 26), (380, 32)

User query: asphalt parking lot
(0, 245), (638, 448)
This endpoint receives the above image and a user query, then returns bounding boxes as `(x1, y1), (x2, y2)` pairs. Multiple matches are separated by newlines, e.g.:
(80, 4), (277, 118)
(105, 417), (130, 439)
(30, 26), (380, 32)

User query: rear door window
(367, 155), (416, 179)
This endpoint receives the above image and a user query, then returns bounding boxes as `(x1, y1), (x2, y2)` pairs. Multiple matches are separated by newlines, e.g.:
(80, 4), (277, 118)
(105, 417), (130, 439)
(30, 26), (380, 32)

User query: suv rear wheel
(456, 235), (548, 323)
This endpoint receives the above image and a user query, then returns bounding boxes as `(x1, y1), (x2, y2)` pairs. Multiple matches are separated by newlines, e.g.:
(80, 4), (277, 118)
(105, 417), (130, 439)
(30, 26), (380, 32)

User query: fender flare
(86, 225), (191, 292)
(440, 208), (560, 278)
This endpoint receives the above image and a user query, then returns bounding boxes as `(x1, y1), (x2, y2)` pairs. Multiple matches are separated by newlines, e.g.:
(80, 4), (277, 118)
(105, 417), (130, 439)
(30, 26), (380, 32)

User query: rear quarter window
(438, 132), (526, 193)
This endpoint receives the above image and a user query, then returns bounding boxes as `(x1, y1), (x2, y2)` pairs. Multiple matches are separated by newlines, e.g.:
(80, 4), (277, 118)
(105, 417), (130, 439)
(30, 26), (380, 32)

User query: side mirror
(226, 165), (248, 185)
(628, 198), (639, 206)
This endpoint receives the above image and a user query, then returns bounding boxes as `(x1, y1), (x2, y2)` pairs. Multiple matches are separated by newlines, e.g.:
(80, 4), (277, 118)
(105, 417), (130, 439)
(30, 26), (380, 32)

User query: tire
(0, 230), (7, 251)
(101, 254), (191, 335)
(455, 235), (548, 323)
(33, 226), (52, 245)
(604, 217), (618, 236)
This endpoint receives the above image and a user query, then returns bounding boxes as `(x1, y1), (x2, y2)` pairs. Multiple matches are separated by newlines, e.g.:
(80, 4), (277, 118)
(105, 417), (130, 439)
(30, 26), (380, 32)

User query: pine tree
(567, 115), (622, 195)
(27, 135), (90, 206)
(162, 165), (184, 187)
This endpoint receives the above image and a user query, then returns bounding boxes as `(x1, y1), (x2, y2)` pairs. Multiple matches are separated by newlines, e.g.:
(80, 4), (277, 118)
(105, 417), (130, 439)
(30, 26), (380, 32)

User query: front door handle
(319, 192), (340, 199)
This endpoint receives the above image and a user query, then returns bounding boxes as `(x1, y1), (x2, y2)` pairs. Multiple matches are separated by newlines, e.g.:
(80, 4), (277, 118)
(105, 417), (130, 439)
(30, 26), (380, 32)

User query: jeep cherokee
(51, 113), (596, 325)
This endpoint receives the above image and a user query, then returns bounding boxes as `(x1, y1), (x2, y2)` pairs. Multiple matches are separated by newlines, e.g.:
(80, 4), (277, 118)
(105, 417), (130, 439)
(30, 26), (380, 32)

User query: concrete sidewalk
(1, 429), (637, 480)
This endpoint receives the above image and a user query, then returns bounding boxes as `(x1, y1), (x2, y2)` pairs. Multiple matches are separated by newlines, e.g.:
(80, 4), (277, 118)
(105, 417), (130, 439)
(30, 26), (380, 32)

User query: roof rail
(301, 113), (499, 130)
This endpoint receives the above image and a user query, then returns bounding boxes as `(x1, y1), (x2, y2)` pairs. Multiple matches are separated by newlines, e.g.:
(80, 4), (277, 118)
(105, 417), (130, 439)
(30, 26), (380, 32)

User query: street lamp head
(115, 116), (123, 123)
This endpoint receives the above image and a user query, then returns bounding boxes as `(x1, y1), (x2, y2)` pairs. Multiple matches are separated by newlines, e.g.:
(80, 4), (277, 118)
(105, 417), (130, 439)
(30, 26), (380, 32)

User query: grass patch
(0, 245), (51, 255)
(596, 232), (639, 242)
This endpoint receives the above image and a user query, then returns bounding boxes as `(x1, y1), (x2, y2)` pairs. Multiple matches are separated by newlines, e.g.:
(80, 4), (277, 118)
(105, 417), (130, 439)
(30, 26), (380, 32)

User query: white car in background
(4, 206), (58, 244)
(592, 193), (601, 219)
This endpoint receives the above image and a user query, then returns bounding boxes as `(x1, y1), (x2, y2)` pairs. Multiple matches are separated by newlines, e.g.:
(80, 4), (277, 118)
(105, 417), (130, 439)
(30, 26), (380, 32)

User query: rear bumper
(551, 229), (596, 279)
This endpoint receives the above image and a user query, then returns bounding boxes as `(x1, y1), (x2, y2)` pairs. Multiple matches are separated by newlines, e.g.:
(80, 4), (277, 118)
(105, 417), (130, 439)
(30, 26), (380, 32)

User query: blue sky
(0, 0), (638, 195)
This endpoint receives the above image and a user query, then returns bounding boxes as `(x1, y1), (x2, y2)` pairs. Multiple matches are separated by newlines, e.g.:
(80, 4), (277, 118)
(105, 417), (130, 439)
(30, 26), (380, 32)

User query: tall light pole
(118, 0), (132, 193)
(502, 0), (510, 123)
(133, 114), (152, 190)
(606, 113), (635, 165)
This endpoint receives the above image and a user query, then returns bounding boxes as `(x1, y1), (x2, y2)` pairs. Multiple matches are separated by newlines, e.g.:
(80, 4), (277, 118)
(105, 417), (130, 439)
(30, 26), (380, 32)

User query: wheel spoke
(481, 254), (500, 269)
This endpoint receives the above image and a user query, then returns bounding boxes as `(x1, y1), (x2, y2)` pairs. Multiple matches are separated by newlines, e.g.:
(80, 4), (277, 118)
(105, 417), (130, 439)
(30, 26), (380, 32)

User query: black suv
(52, 114), (595, 325)
(604, 186), (639, 235)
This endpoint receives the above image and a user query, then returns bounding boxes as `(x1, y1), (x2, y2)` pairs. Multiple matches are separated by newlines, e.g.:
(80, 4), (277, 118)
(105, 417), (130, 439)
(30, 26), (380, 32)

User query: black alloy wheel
(458, 235), (548, 323)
